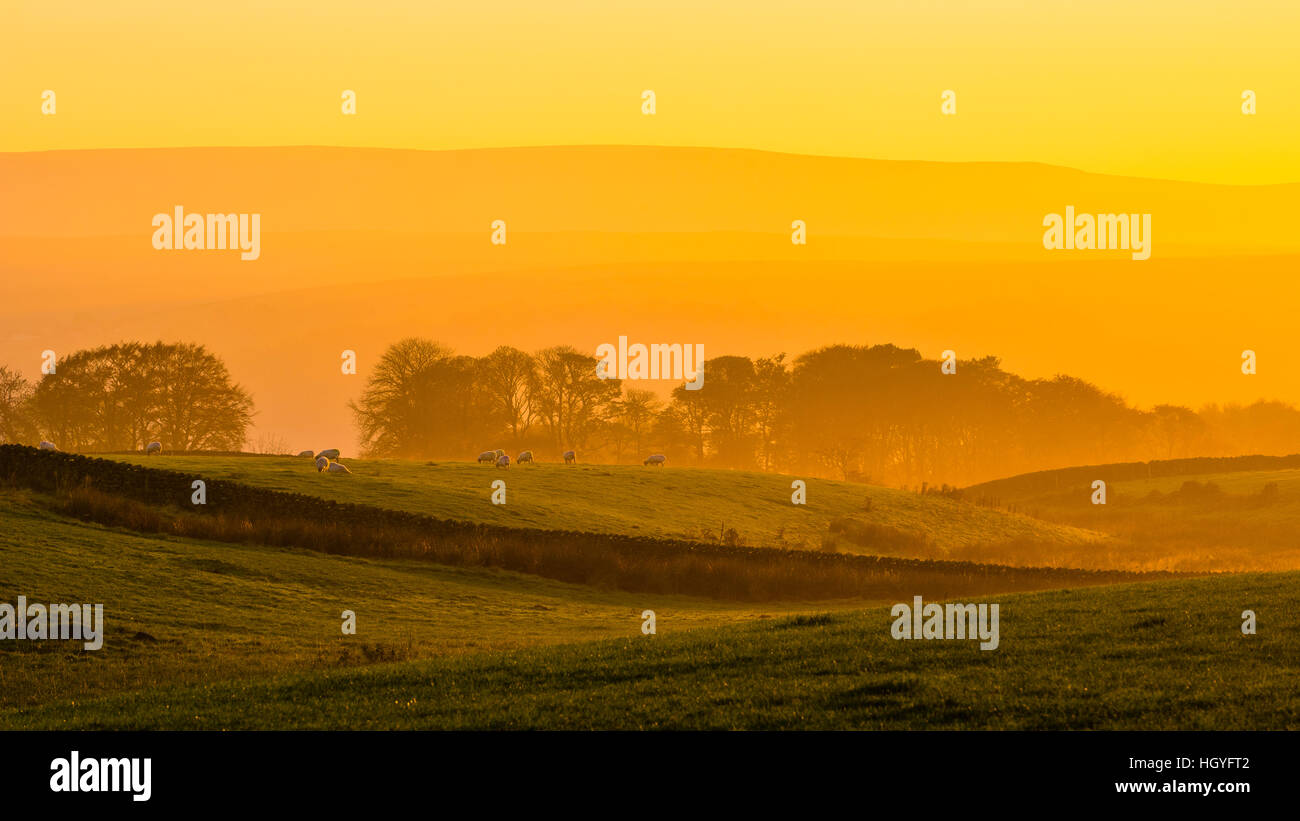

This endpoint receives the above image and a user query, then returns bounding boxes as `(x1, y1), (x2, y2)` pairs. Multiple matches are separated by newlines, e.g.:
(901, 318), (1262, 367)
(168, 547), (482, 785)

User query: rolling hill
(101, 453), (1106, 554)
(4, 448), (1287, 730)
(959, 456), (1300, 572)
(8, 564), (1295, 730)
(0, 486), (863, 719)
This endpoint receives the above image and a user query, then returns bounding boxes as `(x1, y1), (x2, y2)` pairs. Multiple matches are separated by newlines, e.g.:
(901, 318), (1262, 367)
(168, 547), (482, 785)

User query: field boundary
(1, 445), (1174, 601)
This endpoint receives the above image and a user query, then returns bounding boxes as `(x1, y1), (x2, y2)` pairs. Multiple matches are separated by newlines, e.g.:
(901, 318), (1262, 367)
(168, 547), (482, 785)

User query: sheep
(297, 450), (315, 458)
(38, 441), (56, 451)
(477, 451), (497, 464)
(317, 448), (341, 460)
(495, 454), (511, 469)
(494, 449), (505, 458)
(146, 441), (162, 455)
(643, 453), (666, 467)
(315, 456), (330, 472)
(326, 461), (352, 474)
(563, 450), (576, 464)
(517, 450), (534, 464)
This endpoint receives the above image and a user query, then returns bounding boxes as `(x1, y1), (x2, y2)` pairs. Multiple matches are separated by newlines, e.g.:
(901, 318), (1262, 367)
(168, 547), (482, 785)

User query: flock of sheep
(300, 446), (664, 473)
(33, 440), (666, 471)
(474, 449), (666, 468)
(475, 448), (544, 468)
(39, 440), (165, 454)
(299, 448), (351, 474)
(473, 449), (665, 467)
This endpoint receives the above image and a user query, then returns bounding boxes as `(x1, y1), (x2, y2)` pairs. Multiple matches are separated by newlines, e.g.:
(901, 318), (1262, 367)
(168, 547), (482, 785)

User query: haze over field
(4, 0), (1297, 740)
(3, 146), (1299, 459)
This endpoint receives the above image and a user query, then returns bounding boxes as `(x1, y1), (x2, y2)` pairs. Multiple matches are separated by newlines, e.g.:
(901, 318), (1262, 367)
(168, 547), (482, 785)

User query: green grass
(961, 466), (1300, 572)
(1112, 468), (1300, 496)
(7, 569), (1295, 730)
(6, 456), (1290, 730)
(0, 489), (868, 718)
(102, 454), (1104, 554)
(989, 467), (1300, 509)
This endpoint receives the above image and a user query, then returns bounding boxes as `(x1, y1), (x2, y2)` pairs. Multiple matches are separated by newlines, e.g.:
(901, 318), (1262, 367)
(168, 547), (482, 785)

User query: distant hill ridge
(967, 453), (1300, 498)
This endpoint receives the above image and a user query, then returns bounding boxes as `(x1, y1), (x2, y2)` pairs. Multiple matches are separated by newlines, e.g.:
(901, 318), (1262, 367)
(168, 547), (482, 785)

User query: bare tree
(618, 388), (663, 461)
(247, 431), (291, 454)
(0, 366), (34, 444)
(350, 338), (453, 457)
(480, 346), (537, 445)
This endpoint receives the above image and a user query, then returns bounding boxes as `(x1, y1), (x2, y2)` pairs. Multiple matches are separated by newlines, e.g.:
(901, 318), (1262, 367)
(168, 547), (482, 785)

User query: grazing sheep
(38, 441), (56, 451)
(495, 454), (511, 469)
(317, 448), (341, 460)
(326, 461), (352, 474)
(315, 456), (330, 472)
(477, 451), (496, 464)
(146, 441), (162, 455)
(494, 449), (505, 459)
(643, 453), (666, 467)
(297, 450), (315, 458)
(563, 450), (576, 464)
(517, 450), (534, 464)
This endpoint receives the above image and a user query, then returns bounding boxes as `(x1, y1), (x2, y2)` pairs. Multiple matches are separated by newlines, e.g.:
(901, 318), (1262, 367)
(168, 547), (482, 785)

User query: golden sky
(6, 0), (1299, 183)
(4, 1), (1299, 455)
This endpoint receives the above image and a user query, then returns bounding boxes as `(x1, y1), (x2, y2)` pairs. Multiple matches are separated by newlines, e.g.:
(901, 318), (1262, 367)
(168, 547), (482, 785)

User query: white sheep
(315, 456), (330, 472)
(517, 450), (534, 464)
(38, 441), (56, 451)
(643, 453), (666, 467)
(326, 461), (352, 474)
(146, 441), (162, 455)
(494, 449), (505, 458)
(495, 454), (511, 469)
(297, 450), (315, 458)
(477, 451), (496, 464)
(317, 448), (341, 460)
(563, 450), (576, 464)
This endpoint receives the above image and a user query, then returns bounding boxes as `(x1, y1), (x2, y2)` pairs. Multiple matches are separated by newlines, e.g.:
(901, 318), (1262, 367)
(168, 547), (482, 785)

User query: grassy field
(6, 567), (1295, 730)
(997, 467), (1300, 507)
(5, 452), (1291, 730)
(0, 489), (868, 718)
(102, 454), (1104, 554)
(960, 464), (1300, 572)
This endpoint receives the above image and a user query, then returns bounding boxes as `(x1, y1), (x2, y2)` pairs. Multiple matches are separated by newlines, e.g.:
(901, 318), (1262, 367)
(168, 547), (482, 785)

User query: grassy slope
(1011, 467), (1300, 506)
(0, 490), (868, 719)
(103, 454), (1104, 554)
(8, 570), (1296, 730)
(975, 465), (1300, 506)
(961, 466), (1300, 572)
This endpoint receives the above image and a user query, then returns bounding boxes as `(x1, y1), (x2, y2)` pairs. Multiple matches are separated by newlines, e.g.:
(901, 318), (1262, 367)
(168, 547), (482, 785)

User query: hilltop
(0, 487), (861, 718)
(3, 447), (1281, 731)
(102, 453), (1105, 554)
(960, 454), (1300, 572)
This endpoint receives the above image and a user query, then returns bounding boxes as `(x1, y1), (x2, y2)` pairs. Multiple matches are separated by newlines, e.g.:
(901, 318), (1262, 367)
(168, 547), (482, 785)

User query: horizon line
(5, 143), (1298, 188)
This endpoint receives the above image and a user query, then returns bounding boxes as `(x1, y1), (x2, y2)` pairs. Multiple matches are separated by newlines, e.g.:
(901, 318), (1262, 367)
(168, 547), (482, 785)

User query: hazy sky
(5, 1), (1298, 453)
(6, 0), (1299, 183)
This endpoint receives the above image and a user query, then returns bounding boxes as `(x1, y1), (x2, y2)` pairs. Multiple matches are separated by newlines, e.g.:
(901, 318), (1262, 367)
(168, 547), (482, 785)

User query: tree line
(352, 337), (1300, 486)
(0, 342), (253, 452)
(4, 337), (1299, 487)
